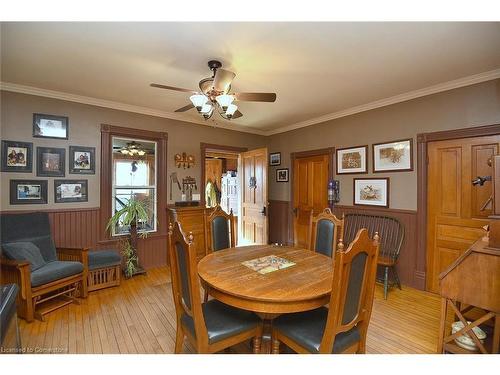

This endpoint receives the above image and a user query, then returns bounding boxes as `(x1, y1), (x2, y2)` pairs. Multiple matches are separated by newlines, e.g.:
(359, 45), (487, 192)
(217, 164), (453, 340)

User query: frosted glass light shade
(226, 104), (238, 117)
(200, 103), (213, 114)
(190, 94), (208, 109)
(216, 94), (234, 110)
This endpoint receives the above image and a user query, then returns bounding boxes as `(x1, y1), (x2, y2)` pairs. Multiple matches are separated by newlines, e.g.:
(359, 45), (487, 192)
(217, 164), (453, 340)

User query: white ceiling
(1, 22), (500, 134)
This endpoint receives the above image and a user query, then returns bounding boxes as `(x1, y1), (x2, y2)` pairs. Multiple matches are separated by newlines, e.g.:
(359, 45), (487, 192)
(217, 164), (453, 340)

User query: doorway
(425, 133), (500, 292)
(200, 144), (269, 246)
(291, 148), (334, 247)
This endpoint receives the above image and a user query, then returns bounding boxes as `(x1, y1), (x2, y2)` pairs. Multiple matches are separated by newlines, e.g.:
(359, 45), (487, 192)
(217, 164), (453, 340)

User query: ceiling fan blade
(150, 83), (197, 93)
(213, 69), (236, 93)
(174, 103), (195, 112)
(232, 109), (243, 119)
(233, 92), (277, 102)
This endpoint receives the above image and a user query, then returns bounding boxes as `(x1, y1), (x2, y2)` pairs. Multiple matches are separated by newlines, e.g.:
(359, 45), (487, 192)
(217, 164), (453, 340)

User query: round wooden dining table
(198, 244), (333, 315)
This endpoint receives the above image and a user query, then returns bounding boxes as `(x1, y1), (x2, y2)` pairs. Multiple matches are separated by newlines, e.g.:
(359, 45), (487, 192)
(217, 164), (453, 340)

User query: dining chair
(168, 221), (262, 354)
(271, 228), (380, 354)
(308, 208), (344, 258)
(206, 205), (236, 254)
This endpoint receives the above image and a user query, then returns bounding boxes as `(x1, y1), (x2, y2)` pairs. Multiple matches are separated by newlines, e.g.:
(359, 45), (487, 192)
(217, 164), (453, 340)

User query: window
(111, 137), (157, 235)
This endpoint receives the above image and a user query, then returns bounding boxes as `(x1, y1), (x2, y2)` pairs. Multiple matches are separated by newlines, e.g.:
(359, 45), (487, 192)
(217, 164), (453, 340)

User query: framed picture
(33, 113), (69, 139)
(36, 147), (66, 177)
(1, 140), (33, 172)
(269, 152), (281, 166)
(373, 138), (413, 172)
(353, 178), (390, 208)
(336, 145), (368, 174)
(276, 168), (289, 182)
(69, 146), (95, 174)
(54, 179), (88, 203)
(10, 179), (48, 205)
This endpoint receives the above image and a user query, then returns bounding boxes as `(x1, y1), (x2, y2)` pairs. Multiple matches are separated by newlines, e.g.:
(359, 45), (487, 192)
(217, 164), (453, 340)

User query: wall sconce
(175, 152), (195, 169)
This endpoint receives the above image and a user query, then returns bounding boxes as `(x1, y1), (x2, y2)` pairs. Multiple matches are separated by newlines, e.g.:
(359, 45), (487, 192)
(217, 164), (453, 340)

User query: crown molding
(263, 68), (500, 136)
(0, 82), (267, 136)
(2, 68), (499, 138)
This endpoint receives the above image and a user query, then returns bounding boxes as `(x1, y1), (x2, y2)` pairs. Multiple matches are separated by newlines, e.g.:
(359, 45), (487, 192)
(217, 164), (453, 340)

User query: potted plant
(106, 198), (151, 278)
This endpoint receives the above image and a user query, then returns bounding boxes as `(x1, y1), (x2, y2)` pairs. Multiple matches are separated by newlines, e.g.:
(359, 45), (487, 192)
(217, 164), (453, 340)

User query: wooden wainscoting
(1, 207), (167, 270)
(333, 205), (422, 290)
(266, 202), (423, 290)
(268, 200), (290, 245)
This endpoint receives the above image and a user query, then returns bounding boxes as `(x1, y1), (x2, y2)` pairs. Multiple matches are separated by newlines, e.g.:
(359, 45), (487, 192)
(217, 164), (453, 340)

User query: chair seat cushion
(273, 307), (360, 353)
(31, 261), (83, 287)
(88, 250), (121, 270)
(2, 241), (47, 271)
(181, 300), (260, 344)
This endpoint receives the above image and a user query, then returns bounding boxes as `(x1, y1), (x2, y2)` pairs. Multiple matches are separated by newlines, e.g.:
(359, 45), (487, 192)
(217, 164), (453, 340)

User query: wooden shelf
(444, 334), (494, 354)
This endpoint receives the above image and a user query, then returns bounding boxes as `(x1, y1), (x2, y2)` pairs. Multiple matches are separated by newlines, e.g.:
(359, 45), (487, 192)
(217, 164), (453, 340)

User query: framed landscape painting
(10, 179), (48, 205)
(1, 140), (33, 172)
(336, 145), (368, 174)
(353, 178), (389, 208)
(37, 147), (66, 177)
(54, 179), (88, 203)
(33, 113), (69, 140)
(373, 138), (413, 172)
(269, 152), (281, 166)
(69, 146), (95, 174)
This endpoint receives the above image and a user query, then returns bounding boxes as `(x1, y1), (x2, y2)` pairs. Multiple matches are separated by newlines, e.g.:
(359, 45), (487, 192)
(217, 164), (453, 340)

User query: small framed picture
(69, 146), (95, 174)
(37, 147), (66, 177)
(33, 113), (69, 140)
(10, 179), (48, 205)
(269, 152), (281, 166)
(336, 145), (368, 174)
(276, 168), (289, 182)
(353, 178), (390, 208)
(373, 138), (413, 172)
(54, 179), (88, 203)
(1, 140), (33, 172)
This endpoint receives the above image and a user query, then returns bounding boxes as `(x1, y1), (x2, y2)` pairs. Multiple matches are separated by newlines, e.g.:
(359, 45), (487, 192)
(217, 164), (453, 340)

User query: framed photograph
(10, 179), (48, 205)
(269, 152), (281, 166)
(373, 138), (413, 172)
(36, 147), (66, 177)
(69, 146), (95, 174)
(276, 168), (289, 182)
(33, 113), (69, 139)
(1, 140), (33, 172)
(336, 145), (368, 174)
(353, 178), (390, 208)
(54, 179), (88, 203)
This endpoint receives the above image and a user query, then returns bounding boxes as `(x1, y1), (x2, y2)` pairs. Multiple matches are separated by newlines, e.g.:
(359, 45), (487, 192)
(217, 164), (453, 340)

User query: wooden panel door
(241, 148), (268, 245)
(205, 159), (223, 188)
(427, 135), (500, 292)
(293, 154), (330, 248)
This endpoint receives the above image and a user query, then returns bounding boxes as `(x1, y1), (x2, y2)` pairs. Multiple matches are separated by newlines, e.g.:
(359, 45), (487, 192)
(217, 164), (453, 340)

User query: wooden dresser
(167, 205), (209, 262)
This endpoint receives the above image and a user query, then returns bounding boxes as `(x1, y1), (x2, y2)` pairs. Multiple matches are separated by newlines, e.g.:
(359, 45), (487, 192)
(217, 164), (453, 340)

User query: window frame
(111, 136), (158, 236)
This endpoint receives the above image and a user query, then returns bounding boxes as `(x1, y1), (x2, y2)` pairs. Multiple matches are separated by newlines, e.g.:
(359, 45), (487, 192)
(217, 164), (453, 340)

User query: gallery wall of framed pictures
(1, 113), (96, 205)
(332, 138), (414, 209)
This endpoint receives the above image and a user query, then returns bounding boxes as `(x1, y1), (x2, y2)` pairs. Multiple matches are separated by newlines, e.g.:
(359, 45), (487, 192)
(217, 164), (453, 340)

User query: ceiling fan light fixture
(200, 103), (213, 114)
(190, 94), (208, 111)
(216, 94), (234, 111)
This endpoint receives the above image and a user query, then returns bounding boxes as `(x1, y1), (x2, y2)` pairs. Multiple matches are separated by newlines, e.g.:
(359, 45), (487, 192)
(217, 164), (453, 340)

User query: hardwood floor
(18, 266), (443, 354)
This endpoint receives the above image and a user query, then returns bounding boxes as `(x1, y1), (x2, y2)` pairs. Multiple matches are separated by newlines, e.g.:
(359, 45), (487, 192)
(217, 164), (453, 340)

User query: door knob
(261, 207), (267, 216)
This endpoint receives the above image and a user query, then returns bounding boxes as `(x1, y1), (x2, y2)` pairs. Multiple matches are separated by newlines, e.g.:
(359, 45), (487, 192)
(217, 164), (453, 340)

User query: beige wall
(266, 79), (500, 210)
(0, 91), (266, 210)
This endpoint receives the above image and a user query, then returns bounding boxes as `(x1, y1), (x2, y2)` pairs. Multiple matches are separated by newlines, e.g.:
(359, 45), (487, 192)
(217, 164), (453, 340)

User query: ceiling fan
(150, 60), (277, 120)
